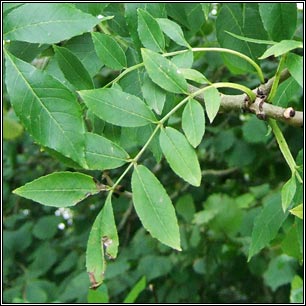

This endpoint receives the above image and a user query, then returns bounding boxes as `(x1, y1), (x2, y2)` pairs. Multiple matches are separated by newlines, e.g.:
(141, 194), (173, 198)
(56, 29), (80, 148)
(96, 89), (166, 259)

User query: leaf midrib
(86, 151), (127, 161)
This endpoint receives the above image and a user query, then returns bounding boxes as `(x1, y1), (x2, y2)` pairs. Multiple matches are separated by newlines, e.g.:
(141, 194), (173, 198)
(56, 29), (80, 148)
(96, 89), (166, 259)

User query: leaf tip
(12, 187), (20, 195)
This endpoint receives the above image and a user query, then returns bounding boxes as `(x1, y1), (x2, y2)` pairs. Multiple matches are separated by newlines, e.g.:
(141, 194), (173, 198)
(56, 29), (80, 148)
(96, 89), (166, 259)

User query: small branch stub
(283, 107), (296, 119)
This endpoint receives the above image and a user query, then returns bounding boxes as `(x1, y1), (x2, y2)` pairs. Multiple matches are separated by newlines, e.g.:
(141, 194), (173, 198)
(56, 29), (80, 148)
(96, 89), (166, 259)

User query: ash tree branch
(189, 69), (303, 128)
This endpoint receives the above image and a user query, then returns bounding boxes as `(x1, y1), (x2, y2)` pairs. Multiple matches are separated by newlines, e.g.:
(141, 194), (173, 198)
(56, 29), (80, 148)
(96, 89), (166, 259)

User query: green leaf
(171, 51), (193, 68)
(5, 41), (49, 62)
(136, 124), (162, 163)
(141, 48), (188, 94)
(176, 194), (196, 223)
(4, 50), (86, 166)
(53, 45), (93, 90)
(124, 4), (142, 55)
(272, 77), (301, 107)
(178, 68), (210, 85)
(32, 216), (61, 240)
(3, 115), (23, 140)
(183, 3), (206, 32)
(259, 40), (303, 59)
(91, 32), (127, 70)
(263, 255), (296, 292)
(248, 193), (288, 261)
(281, 175), (296, 212)
(286, 53), (303, 88)
(281, 225), (302, 260)
(86, 194), (119, 288)
(138, 255), (172, 282)
(156, 18), (190, 48)
(74, 3), (109, 16)
(216, 3), (268, 73)
(290, 275), (303, 303)
(137, 9), (165, 53)
(87, 284), (109, 303)
(78, 88), (156, 127)
(203, 86), (221, 123)
(65, 33), (104, 78)
(225, 31), (276, 45)
(201, 3), (211, 21)
(131, 165), (181, 251)
(119, 63), (145, 98)
(85, 132), (129, 170)
(54, 252), (78, 275)
(166, 4), (205, 32)
(242, 116), (269, 144)
(3, 3), (24, 15)
(13, 172), (99, 207)
(159, 127), (201, 187)
(142, 75), (166, 115)
(123, 276), (146, 303)
(259, 3), (297, 41)
(4, 3), (100, 44)
(182, 99), (205, 148)
(289, 204), (303, 219)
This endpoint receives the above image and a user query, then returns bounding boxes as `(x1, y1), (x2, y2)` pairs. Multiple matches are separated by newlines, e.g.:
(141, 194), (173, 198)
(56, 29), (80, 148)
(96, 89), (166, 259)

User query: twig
(188, 69), (303, 128)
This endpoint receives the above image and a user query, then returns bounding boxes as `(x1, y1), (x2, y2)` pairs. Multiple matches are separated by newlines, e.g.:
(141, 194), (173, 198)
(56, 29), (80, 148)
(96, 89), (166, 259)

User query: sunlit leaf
(289, 204), (303, 219)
